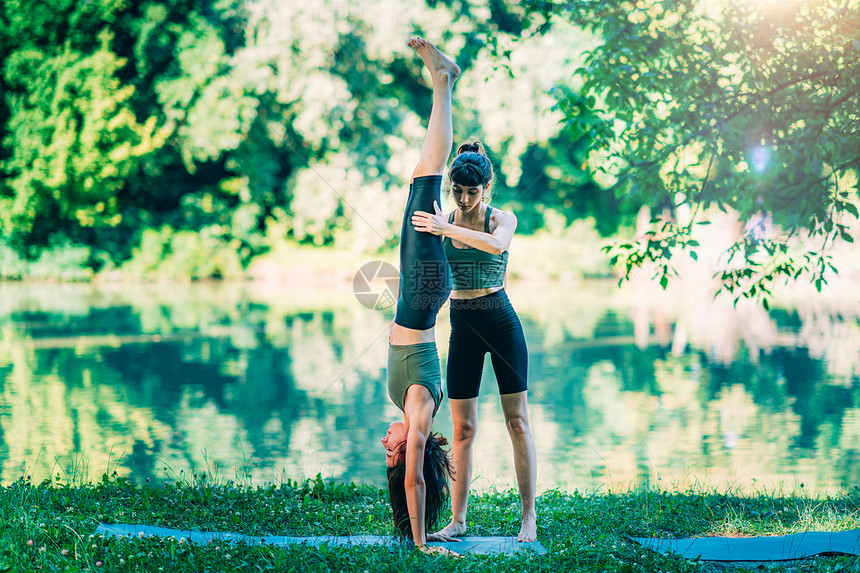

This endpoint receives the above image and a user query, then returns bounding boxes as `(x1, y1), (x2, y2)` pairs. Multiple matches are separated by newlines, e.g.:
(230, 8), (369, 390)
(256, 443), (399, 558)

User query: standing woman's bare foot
(429, 520), (467, 541)
(407, 37), (460, 84)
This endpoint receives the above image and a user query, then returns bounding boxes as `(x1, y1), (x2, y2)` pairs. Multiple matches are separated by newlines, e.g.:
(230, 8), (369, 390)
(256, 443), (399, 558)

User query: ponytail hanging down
(449, 140), (494, 192)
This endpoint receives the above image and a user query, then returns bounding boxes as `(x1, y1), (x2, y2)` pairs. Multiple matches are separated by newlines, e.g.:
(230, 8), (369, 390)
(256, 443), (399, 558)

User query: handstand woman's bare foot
(407, 37), (460, 85)
(518, 512), (537, 542)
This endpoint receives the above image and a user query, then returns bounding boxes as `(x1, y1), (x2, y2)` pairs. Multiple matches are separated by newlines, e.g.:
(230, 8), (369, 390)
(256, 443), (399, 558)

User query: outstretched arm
(402, 384), (436, 547)
(412, 202), (518, 254)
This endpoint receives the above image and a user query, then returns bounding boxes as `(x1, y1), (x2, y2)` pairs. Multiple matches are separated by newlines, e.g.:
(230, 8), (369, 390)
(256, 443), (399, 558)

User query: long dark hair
(386, 432), (453, 539)
(449, 141), (494, 198)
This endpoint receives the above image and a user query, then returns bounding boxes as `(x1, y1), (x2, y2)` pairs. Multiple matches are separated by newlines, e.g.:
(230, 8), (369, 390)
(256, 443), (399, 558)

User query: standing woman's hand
(412, 201), (447, 235)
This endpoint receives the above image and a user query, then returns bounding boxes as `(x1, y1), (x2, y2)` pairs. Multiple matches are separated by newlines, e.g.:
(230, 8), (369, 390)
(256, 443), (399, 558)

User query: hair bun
(457, 141), (485, 156)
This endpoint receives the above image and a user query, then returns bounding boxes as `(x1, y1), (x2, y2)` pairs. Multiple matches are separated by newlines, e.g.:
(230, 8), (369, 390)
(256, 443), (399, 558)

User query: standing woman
(412, 143), (537, 542)
(380, 37), (462, 553)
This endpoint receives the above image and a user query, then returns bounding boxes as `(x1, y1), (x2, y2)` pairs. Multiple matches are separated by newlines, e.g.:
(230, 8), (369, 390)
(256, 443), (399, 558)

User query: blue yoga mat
(95, 523), (547, 556)
(630, 529), (860, 561)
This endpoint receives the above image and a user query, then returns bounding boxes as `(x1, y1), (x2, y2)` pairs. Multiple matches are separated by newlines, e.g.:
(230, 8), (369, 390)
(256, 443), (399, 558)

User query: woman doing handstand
(381, 36), (462, 553)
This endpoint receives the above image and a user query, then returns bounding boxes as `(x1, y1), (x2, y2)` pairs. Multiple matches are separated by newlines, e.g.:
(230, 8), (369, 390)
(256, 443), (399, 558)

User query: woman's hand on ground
(412, 201), (447, 235)
(419, 545), (462, 557)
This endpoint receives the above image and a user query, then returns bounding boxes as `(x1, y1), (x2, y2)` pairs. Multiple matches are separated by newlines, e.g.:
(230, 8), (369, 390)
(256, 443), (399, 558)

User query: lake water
(2, 279), (858, 496)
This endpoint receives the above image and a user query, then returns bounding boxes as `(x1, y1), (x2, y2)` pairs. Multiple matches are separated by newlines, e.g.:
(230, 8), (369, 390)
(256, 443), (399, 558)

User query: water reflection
(0, 281), (857, 495)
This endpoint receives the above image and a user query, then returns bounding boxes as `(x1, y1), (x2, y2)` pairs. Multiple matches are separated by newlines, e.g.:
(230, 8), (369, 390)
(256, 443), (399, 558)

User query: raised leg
(500, 391), (537, 542)
(407, 37), (460, 180)
(432, 397), (477, 537)
(390, 38), (460, 347)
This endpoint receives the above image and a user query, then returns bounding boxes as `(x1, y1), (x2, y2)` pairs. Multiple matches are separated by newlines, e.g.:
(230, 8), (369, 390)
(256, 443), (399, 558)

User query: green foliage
(511, 213), (616, 280)
(282, 473), (373, 502)
(0, 0), (169, 254)
(0, 239), (93, 281)
(0, 0), (615, 278)
(507, 135), (638, 236)
(120, 226), (244, 281)
(543, 0), (860, 305)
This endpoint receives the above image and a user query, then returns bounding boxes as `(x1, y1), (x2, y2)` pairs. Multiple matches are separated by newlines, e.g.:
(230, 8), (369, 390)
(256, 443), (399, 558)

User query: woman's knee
(452, 420), (477, 443)
(505, 414), (531, 439)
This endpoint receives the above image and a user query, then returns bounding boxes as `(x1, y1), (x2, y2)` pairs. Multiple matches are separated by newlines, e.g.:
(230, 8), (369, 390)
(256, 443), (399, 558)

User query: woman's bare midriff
(389, 321), (436, 345)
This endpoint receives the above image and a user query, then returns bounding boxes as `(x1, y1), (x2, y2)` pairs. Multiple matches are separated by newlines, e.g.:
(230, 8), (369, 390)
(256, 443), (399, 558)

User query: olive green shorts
(387, 342), (442, 417)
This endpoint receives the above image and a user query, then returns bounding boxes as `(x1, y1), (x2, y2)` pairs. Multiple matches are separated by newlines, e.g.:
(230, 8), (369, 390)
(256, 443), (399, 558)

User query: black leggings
(394, 175), (452, 330)
(446, 290), (528, 399)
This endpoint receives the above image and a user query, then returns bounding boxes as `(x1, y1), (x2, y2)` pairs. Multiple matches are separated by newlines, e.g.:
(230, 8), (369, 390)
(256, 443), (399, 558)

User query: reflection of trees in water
(2, 281), (858, 491)
(0, 336), (170, 482)
(525, 314), (667, 420)
(701, 347), (857, 451)
(0, 283), (398, 485)
(0, 331), (286, 481)
(271, 304), (393, 484)
(515, 283), (860, 491)
(776, 347), (855, 450)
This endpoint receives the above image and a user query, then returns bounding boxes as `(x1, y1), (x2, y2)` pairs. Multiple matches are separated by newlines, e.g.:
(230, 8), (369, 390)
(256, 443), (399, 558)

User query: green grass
(3, 473), (860, 572)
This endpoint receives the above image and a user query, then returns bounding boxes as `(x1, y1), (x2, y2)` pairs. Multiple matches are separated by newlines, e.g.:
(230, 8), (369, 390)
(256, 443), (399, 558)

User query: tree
(0, 0), (169, 255)
(541, 0), (860, 305)
(0, 0), (609, 275)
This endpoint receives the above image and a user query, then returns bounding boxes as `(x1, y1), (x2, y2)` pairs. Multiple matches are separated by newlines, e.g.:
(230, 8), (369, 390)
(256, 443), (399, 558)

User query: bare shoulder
(489, 206), (515, 219)
(489, 207), (517, 230)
